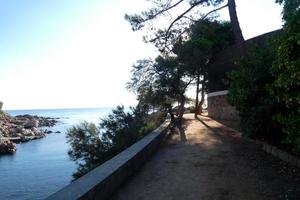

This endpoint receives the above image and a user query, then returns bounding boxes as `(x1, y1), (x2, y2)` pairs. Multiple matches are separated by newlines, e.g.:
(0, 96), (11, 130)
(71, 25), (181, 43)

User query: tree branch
(182, 16), (197, 22)
(201, 4), (228, 19)
(165, 1), (205, 38)
(163, 0), (206, 51)
(136, 1), (229, 52)
(183, 77), (194, 92)
(141, 0), (185, 23)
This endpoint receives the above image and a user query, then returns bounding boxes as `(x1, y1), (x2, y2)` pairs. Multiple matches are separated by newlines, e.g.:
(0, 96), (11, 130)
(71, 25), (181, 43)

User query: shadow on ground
(113, 114), (300, 200)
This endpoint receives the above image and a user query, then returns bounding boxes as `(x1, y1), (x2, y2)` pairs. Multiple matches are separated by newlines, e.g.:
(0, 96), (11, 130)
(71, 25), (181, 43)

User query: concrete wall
(207, 90), (239, 121)
(46, 119), (171, 200)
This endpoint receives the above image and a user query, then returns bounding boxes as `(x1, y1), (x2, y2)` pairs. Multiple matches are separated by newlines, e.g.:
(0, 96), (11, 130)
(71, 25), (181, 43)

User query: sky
(0, 0), (283, 110)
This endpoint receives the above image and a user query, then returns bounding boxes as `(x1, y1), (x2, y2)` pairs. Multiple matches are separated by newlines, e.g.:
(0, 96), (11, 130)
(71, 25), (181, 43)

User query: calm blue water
(0, 108), (112, 200)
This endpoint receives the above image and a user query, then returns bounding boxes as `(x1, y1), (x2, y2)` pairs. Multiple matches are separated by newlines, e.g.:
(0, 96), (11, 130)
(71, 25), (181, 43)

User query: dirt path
(113, 114), (300, 200)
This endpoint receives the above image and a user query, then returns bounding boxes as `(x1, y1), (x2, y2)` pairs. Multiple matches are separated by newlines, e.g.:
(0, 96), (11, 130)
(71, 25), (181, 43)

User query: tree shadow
(178, 121), (187, 143)
(195, 116), (213, 131)
(172, 117), (189, 143)
(195, 115), (243, 144)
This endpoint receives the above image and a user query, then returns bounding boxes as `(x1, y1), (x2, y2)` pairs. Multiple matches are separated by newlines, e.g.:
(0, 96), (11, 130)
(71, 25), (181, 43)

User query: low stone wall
(207, 90), (239, 121)
(46, 119), (171, 200)
(262, 143), (300, 168)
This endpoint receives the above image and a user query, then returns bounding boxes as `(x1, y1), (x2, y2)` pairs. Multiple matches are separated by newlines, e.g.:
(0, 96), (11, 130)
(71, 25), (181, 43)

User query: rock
(20, 136), (31, 142)
(45, 130), (53, 134)
(0, 126), (10, 137)
(38, 118), (58, 127)
(0, 101), (3, 110)
(13, 119), (25, 126)
(0, 113), (59, 153)
(55, 131), (61, 133)
(23, 129), (35, 136)
(0, 138), (16, 154)
(23, 119), (39, 129)
(16, 114), (33, 119)
(9, 126), (25, 137)
(36, 131), (45, 137)
(0, 110), (10, 121)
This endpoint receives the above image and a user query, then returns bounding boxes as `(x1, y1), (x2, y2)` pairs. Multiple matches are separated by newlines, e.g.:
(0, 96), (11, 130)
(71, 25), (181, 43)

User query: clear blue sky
(0, 0), (283, 110)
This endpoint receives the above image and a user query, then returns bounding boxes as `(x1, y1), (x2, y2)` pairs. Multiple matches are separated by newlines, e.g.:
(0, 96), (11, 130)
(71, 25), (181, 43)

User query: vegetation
(174, 19), (234, 116)
(67, 18), (234, 179)
(271, 0), (300, 151)
(128, 55), (193, 120)
(127, 19), (234, 119)
(67, 105), (165, 179)
(67, 0), (300, 180)
(228, 0), (300, 153)
(125, 0), (243, 52)
(227, 45), (283, 142)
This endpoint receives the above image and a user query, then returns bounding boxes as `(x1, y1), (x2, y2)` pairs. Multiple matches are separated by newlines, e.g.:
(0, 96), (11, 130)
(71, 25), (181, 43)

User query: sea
(0, 107), (113, 200)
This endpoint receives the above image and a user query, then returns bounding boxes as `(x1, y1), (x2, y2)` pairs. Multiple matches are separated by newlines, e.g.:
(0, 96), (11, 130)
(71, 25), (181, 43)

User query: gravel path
(113, 114), (300, 200)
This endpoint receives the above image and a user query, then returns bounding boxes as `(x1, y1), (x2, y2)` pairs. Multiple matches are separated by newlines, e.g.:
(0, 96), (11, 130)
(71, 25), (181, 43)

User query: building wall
(207, 91), (239, 121)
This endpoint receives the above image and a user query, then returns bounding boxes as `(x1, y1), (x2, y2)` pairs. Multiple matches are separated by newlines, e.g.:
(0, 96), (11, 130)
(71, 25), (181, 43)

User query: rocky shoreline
(0, 111), (59, 154)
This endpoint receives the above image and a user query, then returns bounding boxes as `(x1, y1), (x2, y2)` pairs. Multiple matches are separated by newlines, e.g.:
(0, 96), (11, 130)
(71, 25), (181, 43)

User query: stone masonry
(207, 90), (239, 121)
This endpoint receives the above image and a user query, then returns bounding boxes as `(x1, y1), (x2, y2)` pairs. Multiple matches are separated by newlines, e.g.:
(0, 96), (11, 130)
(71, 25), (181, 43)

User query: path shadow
(195, 116), (243, 144)
(171, 118), (189, 143)
(178, 121), (187, 143)
(195, 116), (214, 131)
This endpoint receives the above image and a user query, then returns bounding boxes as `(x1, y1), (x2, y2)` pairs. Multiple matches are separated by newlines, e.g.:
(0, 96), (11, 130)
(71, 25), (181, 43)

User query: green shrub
(139, 112), (166, 136)
(271, 0), (300, 152)
(227, 44), (284, 143)
(67, 105), (166, 180)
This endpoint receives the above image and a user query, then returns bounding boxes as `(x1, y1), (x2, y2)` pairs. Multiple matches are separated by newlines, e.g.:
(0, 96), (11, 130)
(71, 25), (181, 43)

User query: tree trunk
(178, 95), (185, 120)
(194, 71), (200, 118)
(198, 84), (205, 114)
(168, 107), (175, 122)
(227, 0), (244, 46)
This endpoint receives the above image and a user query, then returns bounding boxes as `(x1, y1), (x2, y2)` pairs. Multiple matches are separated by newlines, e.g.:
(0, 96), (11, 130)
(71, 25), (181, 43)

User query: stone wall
(46, 119), (171, 200)
(207, 90), (239, 121)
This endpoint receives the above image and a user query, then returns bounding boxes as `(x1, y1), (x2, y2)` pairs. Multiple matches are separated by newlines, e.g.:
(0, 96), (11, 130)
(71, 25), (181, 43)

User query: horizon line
(3, 105), (133, 112)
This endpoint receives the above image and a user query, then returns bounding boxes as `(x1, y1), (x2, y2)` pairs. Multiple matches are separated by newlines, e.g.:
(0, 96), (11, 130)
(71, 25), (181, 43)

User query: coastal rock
(23, 119), (39, 129)
(23, 129), (35, 136)
(0, 111), (10, 121)
(14, 115), (58, 127)
(0, 101), (3, 110)
(39, 118), (57, 127)
(0, 138), (16, 154)
(20, 136), (30, 142)
(0, 112), (59, 153)
(45, 130), (53, 134)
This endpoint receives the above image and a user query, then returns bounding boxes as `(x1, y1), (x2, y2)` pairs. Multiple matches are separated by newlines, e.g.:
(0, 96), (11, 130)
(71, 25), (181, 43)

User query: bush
(228, 23), (300, 153)
(227, 44), (284, 144)
(139, 112), (166, 135)
(67, 105), (166, 179)
(271, 0), (300, 152)
(67, 122), (111, 179)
